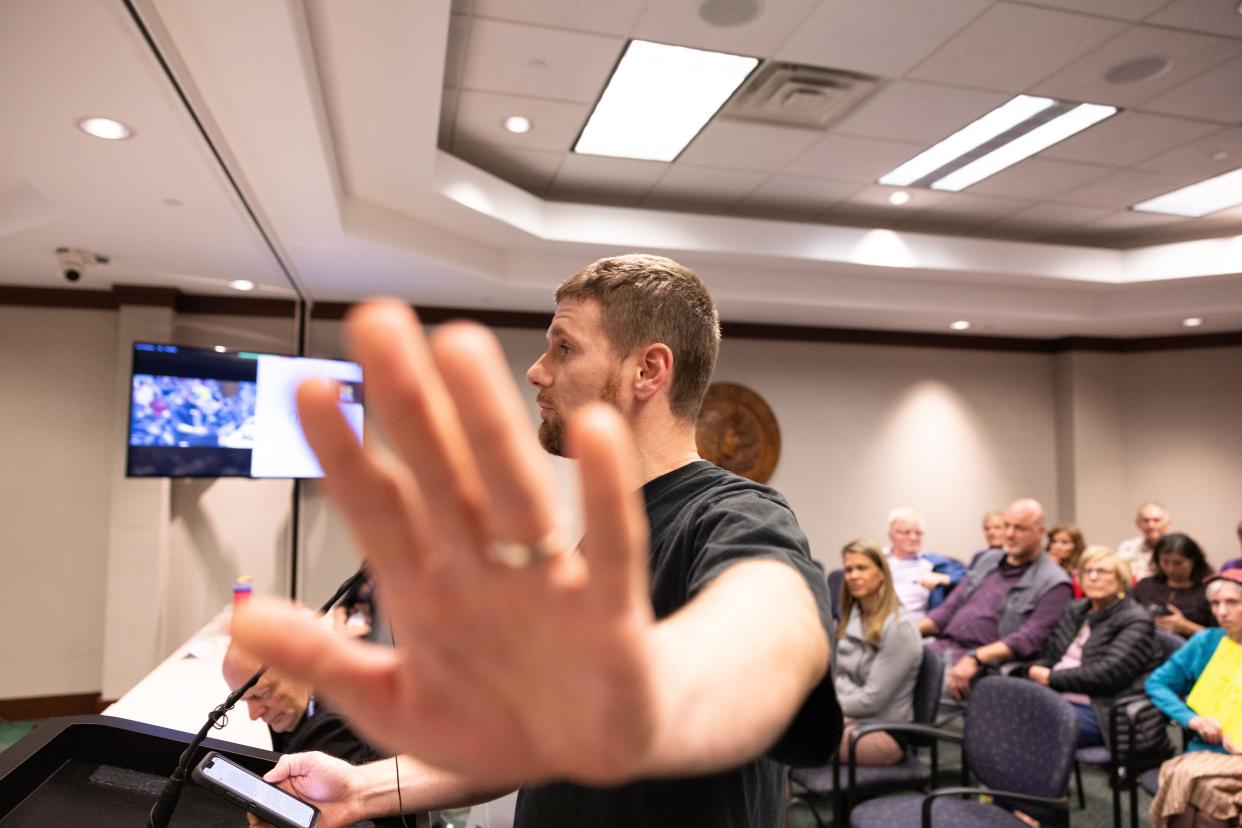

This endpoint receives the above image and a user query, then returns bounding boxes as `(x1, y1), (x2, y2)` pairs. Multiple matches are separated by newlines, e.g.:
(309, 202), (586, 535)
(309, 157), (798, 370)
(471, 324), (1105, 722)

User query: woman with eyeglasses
(1018, 546), (1165, 750)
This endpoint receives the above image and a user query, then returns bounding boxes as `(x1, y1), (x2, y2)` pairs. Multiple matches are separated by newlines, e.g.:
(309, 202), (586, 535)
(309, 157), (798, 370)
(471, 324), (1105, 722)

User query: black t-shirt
(513, 461), (839, 828)
(270, 698), (382, 765)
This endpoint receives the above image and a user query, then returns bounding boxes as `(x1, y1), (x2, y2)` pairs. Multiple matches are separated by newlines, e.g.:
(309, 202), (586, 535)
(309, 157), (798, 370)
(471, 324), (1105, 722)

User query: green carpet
(0, 720), (38, 753)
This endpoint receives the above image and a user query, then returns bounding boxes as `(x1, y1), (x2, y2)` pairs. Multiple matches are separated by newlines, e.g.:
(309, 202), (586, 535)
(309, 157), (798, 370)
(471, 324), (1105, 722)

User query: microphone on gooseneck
(148, 567), (370, 828)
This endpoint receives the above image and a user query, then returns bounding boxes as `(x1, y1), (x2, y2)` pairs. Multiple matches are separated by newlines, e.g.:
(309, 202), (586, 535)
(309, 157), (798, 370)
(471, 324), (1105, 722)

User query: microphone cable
(148, 567), (369, 828)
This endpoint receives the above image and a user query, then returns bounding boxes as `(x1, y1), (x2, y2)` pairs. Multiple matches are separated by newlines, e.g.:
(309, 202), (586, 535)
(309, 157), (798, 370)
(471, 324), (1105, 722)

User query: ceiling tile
(987, 203), (1114, 232)
(833, 80), (1009, 144)
(908, 191), (1029, 224)
(677, 119), (822, 173)
(965, 158), (1114, 200)
(547, 154), (667, 206)
(1040, 111), (1218, 167)
(1142, 55), (1242, 123)
(632, 0), (821, 56)
(453, 90), (589, 153)
(1018, 0), (1171, 21)
(1076, 210), (1191, 231)
(774, 0), (992, 77)
(734, 175), (860, 220)
(1031, 25), (1242, 107)
(470, 0), (647, 36)
(439, 86), (461, 147)
(1055, 168), (1200, 208)
(908, 4), (1128, 92)
(644, 166), (768, 212)
(782, 133), (925, 182)
(1147, 0), (1242, 39)
(1135, 127), (1242, 176)
(452, 140), (564, 196)
(444, 14), (471, 89)
(459, 19), (624, 103)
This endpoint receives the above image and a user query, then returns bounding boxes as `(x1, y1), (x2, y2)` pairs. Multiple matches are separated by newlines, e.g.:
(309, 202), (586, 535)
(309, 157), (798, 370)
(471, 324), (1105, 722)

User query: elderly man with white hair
(883, 507), (966, 622)
(1117, 500), (1172, 580)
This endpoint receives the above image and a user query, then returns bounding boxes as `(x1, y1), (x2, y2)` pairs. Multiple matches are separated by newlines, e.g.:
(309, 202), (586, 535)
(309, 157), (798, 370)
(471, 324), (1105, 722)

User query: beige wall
(2, 303), (1240, 702)
(0, 306), (116, 698)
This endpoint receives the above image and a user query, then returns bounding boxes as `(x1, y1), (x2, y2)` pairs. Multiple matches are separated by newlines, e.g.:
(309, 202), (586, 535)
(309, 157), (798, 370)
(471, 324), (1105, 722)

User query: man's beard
(537, 374), (621, 457)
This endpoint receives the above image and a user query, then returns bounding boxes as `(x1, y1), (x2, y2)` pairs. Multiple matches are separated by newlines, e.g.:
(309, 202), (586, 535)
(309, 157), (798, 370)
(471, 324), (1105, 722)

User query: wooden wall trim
(3, 284), (1241, 353)
(0, 692), (101, 720)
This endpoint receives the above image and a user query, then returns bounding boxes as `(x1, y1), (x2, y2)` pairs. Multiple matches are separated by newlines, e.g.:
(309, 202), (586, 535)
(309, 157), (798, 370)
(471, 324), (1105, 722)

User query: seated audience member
(835, 539), (922, 766)
(1017, 547), (1163, 750)
(1118, 501), (1172, 581)
(1133, 533), (1217, 638)
(967, 510), (1007, 570)
(883, 507), (966, 621)
(918, 498), (1073, 700)
(1146, 570), (1242, 755)
(1220, 519), (1242, 573)
(1149, 749), (1242, 828)
(222, 644), (381, 764)
(1047, 524), (1086, 598)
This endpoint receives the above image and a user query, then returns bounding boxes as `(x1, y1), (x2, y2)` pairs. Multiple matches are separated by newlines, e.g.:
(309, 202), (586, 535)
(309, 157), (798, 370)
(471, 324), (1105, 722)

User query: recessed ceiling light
(1132, 166), (1242, 217)
(214, 345), (227, 353)
(228, 279), (255, 292)
(502, 115), (531, 134)
(888, 190), (912, 206)
(931, 103), (1117, 192)
(1182, 317), (1204, 328)
(574, 40), (758, 162)
(878, 95), (1117, 192)
(950, 320), (971, 331)
(1211, 150), (1229, 162)
(879, 95), (1054, 187)
(699, 0), (760, 26)
(77, 117), (133, 140)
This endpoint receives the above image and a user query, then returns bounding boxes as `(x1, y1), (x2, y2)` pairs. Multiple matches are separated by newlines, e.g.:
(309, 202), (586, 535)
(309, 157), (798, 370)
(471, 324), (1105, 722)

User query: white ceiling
(0, 0), (1240, 339)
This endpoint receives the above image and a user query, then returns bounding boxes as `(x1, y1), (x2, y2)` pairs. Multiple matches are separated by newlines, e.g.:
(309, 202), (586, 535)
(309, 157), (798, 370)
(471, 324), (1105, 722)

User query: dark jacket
(1027, 597), (1166, 753)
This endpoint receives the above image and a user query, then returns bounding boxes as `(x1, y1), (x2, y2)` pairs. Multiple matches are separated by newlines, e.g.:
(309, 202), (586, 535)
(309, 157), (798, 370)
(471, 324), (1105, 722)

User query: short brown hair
(555, 254), (720, 421)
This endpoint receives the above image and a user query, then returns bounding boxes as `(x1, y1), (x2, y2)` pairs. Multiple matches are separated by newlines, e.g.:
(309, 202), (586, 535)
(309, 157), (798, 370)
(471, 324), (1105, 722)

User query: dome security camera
(55, 247), (109, 283)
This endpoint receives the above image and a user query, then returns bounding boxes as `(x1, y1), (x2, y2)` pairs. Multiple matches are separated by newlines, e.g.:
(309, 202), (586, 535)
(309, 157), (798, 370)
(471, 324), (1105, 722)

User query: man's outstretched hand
(231, 300), (657, 789)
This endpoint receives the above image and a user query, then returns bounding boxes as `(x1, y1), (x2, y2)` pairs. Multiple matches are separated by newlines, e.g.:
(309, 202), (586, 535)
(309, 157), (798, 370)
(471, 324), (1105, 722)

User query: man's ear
(633, 343), (673, 402)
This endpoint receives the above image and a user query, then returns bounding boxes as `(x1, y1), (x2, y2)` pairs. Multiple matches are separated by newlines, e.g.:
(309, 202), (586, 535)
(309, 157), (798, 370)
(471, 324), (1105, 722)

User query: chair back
(827, 568), (843, 620)
(1154, 629), (1184, 661)
(964, 677), (1077, 802)
(908, 645), (943, 748)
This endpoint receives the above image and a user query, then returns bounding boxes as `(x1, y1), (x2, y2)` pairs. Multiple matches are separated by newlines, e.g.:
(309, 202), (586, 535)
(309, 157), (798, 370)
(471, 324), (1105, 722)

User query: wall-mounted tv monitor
(126, 342), (363, 478)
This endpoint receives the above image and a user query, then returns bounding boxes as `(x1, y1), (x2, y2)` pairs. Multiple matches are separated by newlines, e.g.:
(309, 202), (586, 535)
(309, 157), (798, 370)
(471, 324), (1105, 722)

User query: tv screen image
(126, 343), (362, 479)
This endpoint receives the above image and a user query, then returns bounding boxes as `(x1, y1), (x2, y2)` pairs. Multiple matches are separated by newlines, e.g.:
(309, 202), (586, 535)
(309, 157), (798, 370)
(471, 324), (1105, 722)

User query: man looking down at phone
(230, 254), (839, 827)
(222, 644), (381, 765)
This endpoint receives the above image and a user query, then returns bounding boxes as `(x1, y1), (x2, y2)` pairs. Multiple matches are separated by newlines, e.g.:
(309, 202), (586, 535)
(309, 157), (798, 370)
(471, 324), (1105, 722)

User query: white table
(104, 606), (271, 750)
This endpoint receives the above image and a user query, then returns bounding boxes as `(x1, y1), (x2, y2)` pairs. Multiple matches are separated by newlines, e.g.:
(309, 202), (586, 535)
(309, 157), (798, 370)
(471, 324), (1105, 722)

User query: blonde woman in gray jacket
(836, 539), (924, 765)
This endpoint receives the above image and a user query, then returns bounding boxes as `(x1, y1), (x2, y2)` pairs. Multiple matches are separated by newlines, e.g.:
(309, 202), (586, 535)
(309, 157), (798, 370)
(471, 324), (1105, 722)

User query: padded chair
(826, 568), (844, 621)
(1072, 629), (1184, 828)
(849, 676), (1076, 828)
(789, 644), (944, 826)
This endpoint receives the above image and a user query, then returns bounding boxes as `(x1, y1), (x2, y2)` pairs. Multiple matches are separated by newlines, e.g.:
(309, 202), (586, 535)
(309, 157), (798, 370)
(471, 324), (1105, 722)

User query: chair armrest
(920, 786), (1069, 828)
(847, 722), (964, 802)
(849, 721), (963, 747)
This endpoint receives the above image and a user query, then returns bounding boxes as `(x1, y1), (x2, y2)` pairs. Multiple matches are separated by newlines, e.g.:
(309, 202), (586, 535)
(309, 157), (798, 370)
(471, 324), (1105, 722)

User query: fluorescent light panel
(1132, 166), (1242, 217)
(574, 40), (757, 163)
(878, 96), (1118, 192)
(931, 102), (1117, 192)
(879, 95), (1054, 187)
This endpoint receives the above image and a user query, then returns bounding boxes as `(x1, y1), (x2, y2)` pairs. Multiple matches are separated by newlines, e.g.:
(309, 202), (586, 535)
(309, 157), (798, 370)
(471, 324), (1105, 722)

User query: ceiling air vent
(722, 62), (880, 130)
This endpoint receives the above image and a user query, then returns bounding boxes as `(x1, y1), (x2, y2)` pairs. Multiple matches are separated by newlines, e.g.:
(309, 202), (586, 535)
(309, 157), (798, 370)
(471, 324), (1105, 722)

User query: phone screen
(200, 755), (316, 828)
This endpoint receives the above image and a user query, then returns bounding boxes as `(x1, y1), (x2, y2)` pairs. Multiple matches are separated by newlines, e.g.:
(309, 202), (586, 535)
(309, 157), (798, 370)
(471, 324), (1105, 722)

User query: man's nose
(246, 702), (263, 721)
(526, 355), (547, 387)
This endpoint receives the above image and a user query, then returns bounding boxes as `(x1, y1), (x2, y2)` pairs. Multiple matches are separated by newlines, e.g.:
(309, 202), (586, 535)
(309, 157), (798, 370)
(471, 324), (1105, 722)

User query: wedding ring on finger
(489, 529), (566, 569)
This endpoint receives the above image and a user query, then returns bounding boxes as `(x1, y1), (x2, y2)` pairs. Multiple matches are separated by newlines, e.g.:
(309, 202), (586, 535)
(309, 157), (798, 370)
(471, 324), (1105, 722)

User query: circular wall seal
(695, 382), (780, 483)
